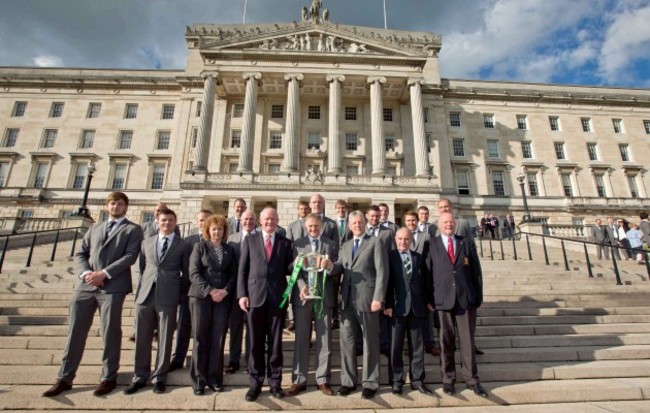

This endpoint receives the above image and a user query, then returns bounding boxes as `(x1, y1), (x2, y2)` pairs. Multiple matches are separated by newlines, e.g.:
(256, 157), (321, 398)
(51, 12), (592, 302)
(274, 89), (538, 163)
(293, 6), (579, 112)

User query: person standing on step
(285, 200), (311, 332)
(378, 202), (398, 235)
(640, 212), (650, 252)
(43, 191), (143, 398)
(605, 217), (622, 260)
(590, 218), (610, 260)
(227, 198), (247, 236)
(503, 214), (516, 240)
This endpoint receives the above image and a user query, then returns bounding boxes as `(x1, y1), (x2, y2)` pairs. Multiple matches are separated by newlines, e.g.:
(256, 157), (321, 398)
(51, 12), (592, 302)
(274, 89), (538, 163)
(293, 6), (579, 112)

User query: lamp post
(517, 172), (531, 222)
(74, 163), (96, 218)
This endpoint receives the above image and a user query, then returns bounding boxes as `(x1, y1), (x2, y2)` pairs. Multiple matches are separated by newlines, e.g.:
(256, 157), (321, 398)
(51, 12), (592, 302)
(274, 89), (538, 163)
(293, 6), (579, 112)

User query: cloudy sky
(1, 0), (648, 88)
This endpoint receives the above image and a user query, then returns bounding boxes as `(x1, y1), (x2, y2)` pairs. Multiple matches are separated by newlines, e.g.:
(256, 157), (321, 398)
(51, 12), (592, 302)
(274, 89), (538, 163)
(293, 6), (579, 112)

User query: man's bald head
(438, 212), (456, 236)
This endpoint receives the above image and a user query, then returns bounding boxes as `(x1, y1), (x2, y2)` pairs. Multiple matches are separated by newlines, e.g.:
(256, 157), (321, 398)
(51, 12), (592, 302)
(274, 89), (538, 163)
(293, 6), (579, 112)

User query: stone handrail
(542, 224), (587, 239)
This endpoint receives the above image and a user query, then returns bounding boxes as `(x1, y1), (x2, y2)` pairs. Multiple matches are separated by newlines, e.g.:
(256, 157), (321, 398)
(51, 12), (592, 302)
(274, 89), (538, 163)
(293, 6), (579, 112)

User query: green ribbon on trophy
(312, 265), (328, 319)
(279, 253), (304, 309)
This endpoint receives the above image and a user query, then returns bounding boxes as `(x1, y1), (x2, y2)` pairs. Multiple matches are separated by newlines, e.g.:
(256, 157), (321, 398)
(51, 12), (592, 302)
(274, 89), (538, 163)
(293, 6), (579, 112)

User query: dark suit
(367, 225), (395, 356)
(188, 239), (237, 390)
(133, 234), (191, 384)
(427, 234), (483, 386)
(321, 216), (341, 245)
(225, 231), (253, 367)
(385, 250), (432, 386)
(503, 217), (516, 239)
(335, 217), (352, 246)
(410, 229), (437, 349)
(58, 218), (143, 383)
(237, 231), (293, 390)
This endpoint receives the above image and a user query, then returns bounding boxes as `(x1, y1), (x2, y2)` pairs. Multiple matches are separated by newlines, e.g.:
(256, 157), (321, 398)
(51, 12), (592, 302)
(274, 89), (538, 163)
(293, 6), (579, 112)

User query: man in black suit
(237, 207), (294, 402)
(427, 212), (487, 398)
(385, 228), (433, 395)
(503, 214), (516, 240)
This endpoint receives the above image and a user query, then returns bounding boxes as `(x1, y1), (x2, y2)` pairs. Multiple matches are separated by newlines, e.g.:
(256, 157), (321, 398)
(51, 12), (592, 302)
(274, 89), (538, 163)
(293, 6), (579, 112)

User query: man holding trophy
(285, 213), (339, 397)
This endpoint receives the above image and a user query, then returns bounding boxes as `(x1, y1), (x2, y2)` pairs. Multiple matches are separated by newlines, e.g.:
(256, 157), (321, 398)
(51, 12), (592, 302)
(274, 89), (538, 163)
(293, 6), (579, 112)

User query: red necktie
(264, 235), (273, 261)
(447, 238), (455, 264)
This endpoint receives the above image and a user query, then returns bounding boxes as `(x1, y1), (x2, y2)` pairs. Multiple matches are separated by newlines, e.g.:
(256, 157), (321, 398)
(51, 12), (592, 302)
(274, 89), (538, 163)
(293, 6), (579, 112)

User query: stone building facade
(0, 7), (649, 229)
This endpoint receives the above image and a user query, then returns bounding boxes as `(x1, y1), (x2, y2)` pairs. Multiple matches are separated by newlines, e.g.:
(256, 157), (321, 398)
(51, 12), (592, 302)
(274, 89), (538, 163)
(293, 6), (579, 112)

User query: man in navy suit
(237, 207), (294, 402)
(427, 212), (487, 398)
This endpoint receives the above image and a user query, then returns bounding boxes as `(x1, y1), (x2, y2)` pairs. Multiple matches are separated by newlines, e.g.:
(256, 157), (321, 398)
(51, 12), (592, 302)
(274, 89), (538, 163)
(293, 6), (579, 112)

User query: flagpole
(243, 0), (248, 23)
(383, 0), (387, 29)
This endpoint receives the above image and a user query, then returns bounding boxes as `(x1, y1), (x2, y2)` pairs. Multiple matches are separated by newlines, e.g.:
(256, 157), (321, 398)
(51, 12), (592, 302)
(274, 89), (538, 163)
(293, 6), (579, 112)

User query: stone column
(282, 73), (303, 172)
(238, 72), (262, 173)
(408, 78), (430, 178)
(368, 76), (386, 175)
(194, 72), (218, 172)
(327, 75), (345, 174)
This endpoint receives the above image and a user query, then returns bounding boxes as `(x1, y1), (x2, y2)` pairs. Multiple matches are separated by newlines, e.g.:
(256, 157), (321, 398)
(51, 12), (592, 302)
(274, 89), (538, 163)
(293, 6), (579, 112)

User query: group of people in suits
(43, 191), (488, 400)
(591, 214), (650, 264)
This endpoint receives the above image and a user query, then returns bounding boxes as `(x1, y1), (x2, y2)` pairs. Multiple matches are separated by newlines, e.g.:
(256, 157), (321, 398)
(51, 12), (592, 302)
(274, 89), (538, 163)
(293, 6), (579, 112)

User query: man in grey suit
(43, 191), (143, 397)
(427, 212), (487, 398)
(142, 202), (181, 238)
(335, 199), (352, 245)
(591, 218), (610, 260)
(429, 198), (474, 240)
(285, 200), (311, 241)
(378, 203), (398, 234)
(309, 193), (340, 245)
(605, 217), (622, 259)
(125, 208), (191, 394)
(286, 214), (339, 397)
(640, 212), (650, 249)
(227, 198), (247, 236)
(330, 210), (389, 399)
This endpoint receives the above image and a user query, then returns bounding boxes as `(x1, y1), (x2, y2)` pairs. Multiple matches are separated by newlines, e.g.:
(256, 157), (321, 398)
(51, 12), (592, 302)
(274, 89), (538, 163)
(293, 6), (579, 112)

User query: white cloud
(33, 55), (63, 67)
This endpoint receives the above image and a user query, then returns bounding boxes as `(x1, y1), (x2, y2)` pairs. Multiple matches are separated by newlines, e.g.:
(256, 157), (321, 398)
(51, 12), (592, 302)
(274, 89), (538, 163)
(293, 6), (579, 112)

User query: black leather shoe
(194, 387), (205, 396)
(225, 363), (239, 374)
(123, 381), (146, 395)
(475, 347), (485, 355)
(442, 383), (456, 395)
(42, 380), (72, 397)
(168, 360), (184, 372)
(467, 383), (488, 398)
(337, 385), (356, 396)
(411, 384), (433, 395)
(245, 387), (261, 401)
(270, 386), (285, 399)
(93, 380), (116, 396)
(361, 388), (376, 399)
(153, 382), (166, 394)
(208, 383), (224, 393)
(391, 383), (403, 395)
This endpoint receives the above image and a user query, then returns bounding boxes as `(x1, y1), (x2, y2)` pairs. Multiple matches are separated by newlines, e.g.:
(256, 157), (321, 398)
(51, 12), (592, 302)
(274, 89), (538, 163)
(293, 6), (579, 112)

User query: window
(150, 164), (166, 189)
(156, 130), (171, 150)
(516, 115), (527, 130)
(20, 210), (34, 218)
(644, 120), (650, 134)
(42, 129), (57, 148)
(521, 141), (533, 159)
(619, 144), (630, 162)
(527, 172), (539, 196)
(456, 169), (470, 195)
(79, 130), (95, 149)
(118, 130), (133, 149)
(612, 118), (623, 133)
(560, 173), (573, 197)
(426, 133), (433, 153)
(233, 104), (244, 118)
(549, 116), (560, 131)
(491, 171), (505, 196)
(487, 139), (500, 158)
(0, 162), (10, 187)
(345, 133), (358, 150)
(269, 131), (282, 149)
(346, 164), (359, 176)
(72, 163), (88, 189)
(554, 142), (566, 160)
(268, 163), (281, 173)
(11, 101), (27, 117)
(587, 143), (598, 161)
(231, 130), (241, 148)
(308, 106), (321, 120)
(627, 175), (639, 198)
(87, 103), (101, 118)
(191, 128), (198, 148)
(195, 101), (202, 117)
(385, 135), (395, 151)
(271, 105), (284, 119)
(124, 103), (138, 119)
(594, 174), (606, 198)
(449, 112), (461, 127)
(452, 138), (465, 157)
(581, 117), (591, 132)
(423, 107), (429, 123)
(111, 163), (127, 189)
(345, 107), (357, 121)
(32, 162), (49, 188)
(383, 107), (393, 122)
(49, 102), (64, 118)
(142, 212), (155, 223)
(2, 128), (19, 147)
(483, 114), (495, 129)
(161, 104), (175, 119)
(307, 132), (320, 150)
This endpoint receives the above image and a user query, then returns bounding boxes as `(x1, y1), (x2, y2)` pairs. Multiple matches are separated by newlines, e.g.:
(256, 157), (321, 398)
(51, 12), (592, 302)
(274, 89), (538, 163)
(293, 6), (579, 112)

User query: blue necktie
(352, 238), (359, 259)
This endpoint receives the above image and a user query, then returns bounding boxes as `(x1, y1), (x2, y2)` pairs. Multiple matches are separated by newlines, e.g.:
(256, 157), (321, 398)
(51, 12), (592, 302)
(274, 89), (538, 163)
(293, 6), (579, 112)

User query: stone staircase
(1, 237), (650, 412)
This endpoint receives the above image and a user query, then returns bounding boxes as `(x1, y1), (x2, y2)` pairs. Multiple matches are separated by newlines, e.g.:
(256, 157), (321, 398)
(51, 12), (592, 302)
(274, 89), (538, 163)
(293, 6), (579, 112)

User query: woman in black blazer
(188, 215), (237, 395)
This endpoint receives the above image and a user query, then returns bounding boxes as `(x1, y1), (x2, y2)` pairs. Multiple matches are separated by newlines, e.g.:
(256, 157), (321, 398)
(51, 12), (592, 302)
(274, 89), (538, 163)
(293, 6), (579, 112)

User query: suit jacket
(385, 250), (432, 318)
(256, 225), (287, 238)
(605, 225), (619, 245)
(640, 220), (650, 246)
(427, 235), (483, 311)
(591, 225), (608, 243)
(237, 231), (294, 308)
(368, 225), (396, 253)
(189, 240), (238, 299)
(75, 218), (143, 294)
(136, 235), (191, 306)
(184, 233), (202, 247)
(290, 236), (339, 308)
(227, 216), (241, 236)
(334, 217), (352, 245)
(142, 221), (181, 239)
(286, 219), (306, 241)
(331, 235), (389, 312)
(380, 221), (398, 235)
(321, 216), (341, 246)
(411, 229), (430, 256)
(503, 218), (516, 231)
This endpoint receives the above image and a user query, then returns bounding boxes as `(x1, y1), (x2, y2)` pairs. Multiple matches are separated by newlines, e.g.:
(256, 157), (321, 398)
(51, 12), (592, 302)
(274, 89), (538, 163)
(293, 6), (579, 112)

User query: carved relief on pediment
(256, 32), (372, 55)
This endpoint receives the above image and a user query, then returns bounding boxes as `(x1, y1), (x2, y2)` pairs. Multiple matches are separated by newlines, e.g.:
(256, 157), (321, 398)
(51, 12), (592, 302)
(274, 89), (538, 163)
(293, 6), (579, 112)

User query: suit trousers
(339, 305), (380, 390)
(247, 302), (286, 389)
(391, 315), (426, 386)
(170, 294), (191, 366)
(438, 305), (479, 386)
(189, 296), (231, 389)
(596, 242), (610, 260)
(133, 287), (177, 383)
(58, 290), (126, 382)
(292, 301), (332, 386)
(227, 298), (249, 365)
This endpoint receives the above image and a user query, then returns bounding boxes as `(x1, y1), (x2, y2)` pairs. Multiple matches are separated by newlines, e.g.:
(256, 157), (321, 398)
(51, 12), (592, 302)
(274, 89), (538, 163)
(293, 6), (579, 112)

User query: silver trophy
(303, 252), (325, 300)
